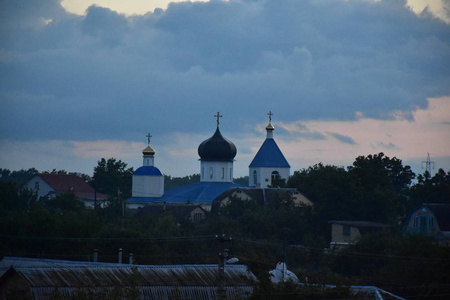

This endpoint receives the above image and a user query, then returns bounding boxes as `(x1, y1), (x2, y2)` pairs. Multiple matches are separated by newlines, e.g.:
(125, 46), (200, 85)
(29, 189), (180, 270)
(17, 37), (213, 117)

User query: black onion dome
(198, 127), (237, 161)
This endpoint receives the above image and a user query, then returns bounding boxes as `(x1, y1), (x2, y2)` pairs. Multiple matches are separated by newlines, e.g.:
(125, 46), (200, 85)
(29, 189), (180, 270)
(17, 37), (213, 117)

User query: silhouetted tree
(408, 168), (450, 210)
(0, 167), (38, 185)
(91, 158), (133, 199)
(348, 153), (415, 222)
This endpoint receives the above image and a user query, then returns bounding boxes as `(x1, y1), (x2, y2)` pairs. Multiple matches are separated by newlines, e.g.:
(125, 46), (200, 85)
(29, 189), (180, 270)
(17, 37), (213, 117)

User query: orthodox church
(126, 112), (293, 211)
(249, 111), (290, 188)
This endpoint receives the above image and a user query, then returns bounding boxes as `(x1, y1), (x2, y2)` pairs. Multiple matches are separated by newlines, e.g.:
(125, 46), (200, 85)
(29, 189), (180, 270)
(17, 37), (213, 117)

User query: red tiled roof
(37, 174), (107, 200)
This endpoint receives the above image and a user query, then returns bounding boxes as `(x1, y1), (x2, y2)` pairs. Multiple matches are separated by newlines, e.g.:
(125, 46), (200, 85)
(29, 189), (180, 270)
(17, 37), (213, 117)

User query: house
(0, 257), (256, 300)
(23, 173), (107, 208)
(403, 203), (450, 246)
(329, 220), (390, 250)
(211, 187), (313, 213)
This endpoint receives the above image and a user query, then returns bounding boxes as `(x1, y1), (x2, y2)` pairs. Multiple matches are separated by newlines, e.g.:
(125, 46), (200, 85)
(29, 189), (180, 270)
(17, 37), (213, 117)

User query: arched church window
(209, 167), (213, 179)
(271, 171), (280, 185)
(253, 170), (257, 185)
(201, 167), (204, 179)
(221, 168), (225, 179)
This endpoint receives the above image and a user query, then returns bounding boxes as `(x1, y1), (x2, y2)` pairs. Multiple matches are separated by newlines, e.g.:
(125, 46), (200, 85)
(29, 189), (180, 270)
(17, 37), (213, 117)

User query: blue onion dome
(198, 127), (237, 161)
(134, 166), (162, 176)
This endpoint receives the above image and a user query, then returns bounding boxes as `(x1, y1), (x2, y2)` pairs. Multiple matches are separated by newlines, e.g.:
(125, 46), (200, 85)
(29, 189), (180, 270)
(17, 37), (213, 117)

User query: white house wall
(24, 175), (55, 199)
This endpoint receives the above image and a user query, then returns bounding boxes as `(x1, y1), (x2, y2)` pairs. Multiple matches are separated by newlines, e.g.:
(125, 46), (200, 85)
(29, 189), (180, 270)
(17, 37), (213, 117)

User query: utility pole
(216, 234), (232, 300)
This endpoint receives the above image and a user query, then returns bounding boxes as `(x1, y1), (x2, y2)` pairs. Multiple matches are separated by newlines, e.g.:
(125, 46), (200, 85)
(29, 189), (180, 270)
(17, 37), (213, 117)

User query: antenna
(421, 152), (435, 175)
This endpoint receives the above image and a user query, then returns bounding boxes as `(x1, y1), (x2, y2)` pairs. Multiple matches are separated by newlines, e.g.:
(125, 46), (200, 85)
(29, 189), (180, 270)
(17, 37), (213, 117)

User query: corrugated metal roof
(1, 258), (256, 287)
(1, 258), (256, 300)
(30, 286), (253, 300)
(0, 256), (119, 276)
(249, 138), (290, 168)
(126, 181), (245, 204)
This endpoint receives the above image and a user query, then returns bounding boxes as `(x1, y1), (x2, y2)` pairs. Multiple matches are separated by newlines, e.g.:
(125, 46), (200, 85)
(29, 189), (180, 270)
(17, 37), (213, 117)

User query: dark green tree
(287, 163), (356, 222)
(91, 158), (133, 199)
(408, 168), (450, 210)
(164, 174), (200, 190)
(234, 175), (249, 186)
(40, 192), (87, 213)
(347, 153), (415, 223)
(0, 181), (36, 212)
(0, 168), (38, 185)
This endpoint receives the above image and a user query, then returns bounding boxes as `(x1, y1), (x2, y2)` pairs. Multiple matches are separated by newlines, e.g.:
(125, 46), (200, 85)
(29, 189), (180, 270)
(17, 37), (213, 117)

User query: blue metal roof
(134, 166), (163, 176)
(126, 181), (245, 204)
(249, 138), (290, 168)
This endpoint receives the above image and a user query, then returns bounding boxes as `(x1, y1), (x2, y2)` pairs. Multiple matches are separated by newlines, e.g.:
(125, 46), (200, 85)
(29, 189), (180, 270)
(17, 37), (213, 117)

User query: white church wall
(249, 167), (290, 188)
(200, 161), (233, 182)
(132, 175), (164, 197)
(143, 156), (154, 166)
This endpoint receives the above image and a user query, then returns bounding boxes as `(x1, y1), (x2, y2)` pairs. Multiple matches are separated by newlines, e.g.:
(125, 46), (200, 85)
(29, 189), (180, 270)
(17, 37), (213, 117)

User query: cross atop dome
(266, 111), (275, 134)
(142, 132), (155, 158)
(268, 111), (273, 122)
(214, 112), (222, 127)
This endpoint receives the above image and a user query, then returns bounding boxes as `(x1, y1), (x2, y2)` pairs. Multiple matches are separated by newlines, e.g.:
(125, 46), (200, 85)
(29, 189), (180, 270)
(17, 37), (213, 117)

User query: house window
(343, 225), (351, 236)
(253, 170), (257, 185)
(209, 167), (213, 179)
(221, 168), (225, 179)
(428, 217), (434, 228)
(193, 212), (203, 222)
(413, 216), (419, 227)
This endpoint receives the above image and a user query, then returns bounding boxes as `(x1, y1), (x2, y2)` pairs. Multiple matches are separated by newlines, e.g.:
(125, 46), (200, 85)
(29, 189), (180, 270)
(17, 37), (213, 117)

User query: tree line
(1, 153), (450, 299)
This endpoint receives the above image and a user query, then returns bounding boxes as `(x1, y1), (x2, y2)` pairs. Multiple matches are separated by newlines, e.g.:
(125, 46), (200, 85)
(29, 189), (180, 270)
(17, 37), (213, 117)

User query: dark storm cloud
(0, 0), (449, 142)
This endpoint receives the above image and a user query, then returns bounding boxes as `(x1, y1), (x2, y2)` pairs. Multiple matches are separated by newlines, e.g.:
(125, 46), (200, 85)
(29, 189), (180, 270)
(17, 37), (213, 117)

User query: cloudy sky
(1, 0), (449, 178)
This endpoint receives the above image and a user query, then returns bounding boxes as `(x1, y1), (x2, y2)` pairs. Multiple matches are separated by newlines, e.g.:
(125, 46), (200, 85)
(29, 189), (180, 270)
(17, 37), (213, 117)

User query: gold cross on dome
(214, 112), (222, 127)
(146, 133), (152, 145)
(268, 111), (273, 122)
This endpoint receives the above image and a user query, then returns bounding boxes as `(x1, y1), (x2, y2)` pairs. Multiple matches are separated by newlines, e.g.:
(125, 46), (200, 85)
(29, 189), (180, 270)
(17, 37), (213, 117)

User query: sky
(0, 0), (449, 179)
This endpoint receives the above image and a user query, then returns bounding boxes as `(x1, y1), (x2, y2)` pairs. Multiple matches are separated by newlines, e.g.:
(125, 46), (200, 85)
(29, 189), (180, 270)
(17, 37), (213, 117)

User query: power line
(0, 233), (215, 242)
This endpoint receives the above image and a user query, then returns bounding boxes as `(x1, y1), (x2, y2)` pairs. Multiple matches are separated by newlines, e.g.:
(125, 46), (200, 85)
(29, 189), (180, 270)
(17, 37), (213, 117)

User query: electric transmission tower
(422, 152), (435, 175)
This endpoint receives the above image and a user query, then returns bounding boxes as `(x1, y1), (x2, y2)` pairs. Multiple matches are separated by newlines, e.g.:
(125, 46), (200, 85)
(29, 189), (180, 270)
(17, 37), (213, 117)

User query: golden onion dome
(142, 145), (155, 156)
(266, 122), (275, 132)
